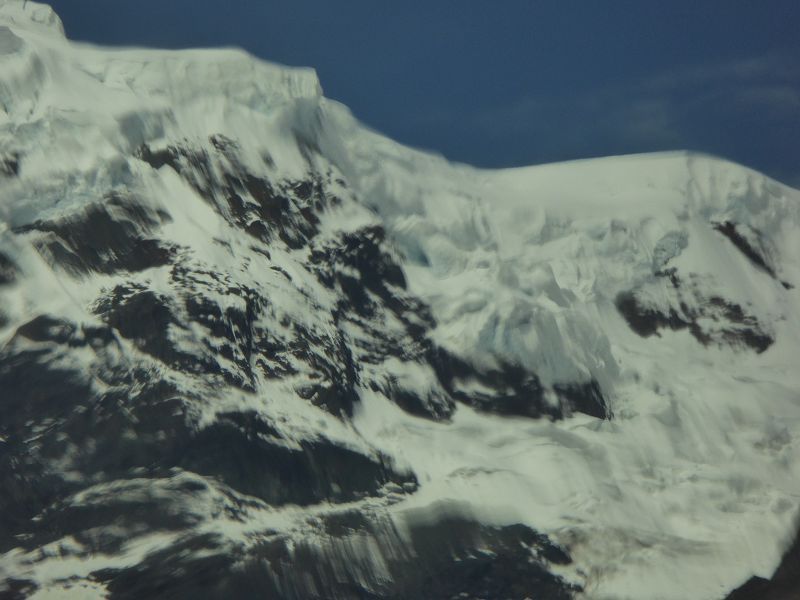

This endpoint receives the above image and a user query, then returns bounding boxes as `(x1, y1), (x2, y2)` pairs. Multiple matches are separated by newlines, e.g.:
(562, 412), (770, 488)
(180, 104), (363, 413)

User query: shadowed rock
(0, 251), (17, 285)
(725, 528), (800, 599)
(90, 515), (578, 600)
(13, 194), (173, 275)
(0, 153), (19, 177)
(714, 221), (791, 289)
(429, 346), (609, 420)
(136, 138), (325, 249)
(616, 270), (773, 353)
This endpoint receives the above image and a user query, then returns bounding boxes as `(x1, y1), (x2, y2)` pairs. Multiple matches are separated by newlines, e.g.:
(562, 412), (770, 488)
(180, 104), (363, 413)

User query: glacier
(1, 2), (800, 599)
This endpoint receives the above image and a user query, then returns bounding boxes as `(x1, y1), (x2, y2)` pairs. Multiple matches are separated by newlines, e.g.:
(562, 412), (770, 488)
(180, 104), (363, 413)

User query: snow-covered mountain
(1, 2), (800, 599)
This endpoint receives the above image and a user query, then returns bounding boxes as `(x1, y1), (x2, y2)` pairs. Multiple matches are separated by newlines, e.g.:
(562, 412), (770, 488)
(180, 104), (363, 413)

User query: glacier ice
(1, 2), (800, 599)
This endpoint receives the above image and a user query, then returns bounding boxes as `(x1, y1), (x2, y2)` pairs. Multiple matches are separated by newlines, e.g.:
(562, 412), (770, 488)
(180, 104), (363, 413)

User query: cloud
(642, 55), (800, 92)
(730, 85), (800, 115)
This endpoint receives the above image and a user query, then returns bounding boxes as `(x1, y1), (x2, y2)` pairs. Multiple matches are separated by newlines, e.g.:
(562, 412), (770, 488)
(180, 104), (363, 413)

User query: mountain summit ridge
(1, 4), (800, 599)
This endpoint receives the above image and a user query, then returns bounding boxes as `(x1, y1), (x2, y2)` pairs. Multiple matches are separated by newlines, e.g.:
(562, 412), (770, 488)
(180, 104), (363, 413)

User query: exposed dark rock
(0, 326), (416, 559)
(138, 139), (474, 423)
(306, 224), (455, 420)
(254, 516), (579, 600)
(0, 579), (37, 600)
(384, 518), (577, 600)
(615, 290), (686, 337)
(310, 225), (407, 319)
(271, 318), (361, 418)
(0, 153), (19, 177)
(14, 314), (77, 344)
(182, 288), (262, 391)
(725, 528), (800, 599)
(8, 478), (208, 556)
(93, 282), (253, 388)
(312, 222), (565, 423)
(0, 250), (18, 285)
(0, 323), (205, 553)
(251, 334), (298, 380)
(714, 221), (774, 278)
(0, 132), (655, 599)
(615, 271), (774, 353)
(296, 378), (360, 418)
(713, 221), (793, 289)
(706, 296), (774, 353)
(181, 421), (415, 506)
(92, 534), (239, 600)
(88, 514), (577, 600)
(136, 143), (186, 171)
(318, 509), (372, 537)
(13, 194), (173, 275)
(555, 380), (609, 419)
(209, 133), (238, 154)
(136, 139), (325, 249)
(379, 379), (454, 421)
(95, 286), (189, 367)
(0, 346), (95, 551)
(428, 346), (609, 420)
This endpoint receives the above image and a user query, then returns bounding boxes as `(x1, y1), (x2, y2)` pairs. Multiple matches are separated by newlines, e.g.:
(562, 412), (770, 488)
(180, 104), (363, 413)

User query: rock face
(0, 134), (582, 599)
(725, 530), (800, 600)
(2, 3), (800, 599)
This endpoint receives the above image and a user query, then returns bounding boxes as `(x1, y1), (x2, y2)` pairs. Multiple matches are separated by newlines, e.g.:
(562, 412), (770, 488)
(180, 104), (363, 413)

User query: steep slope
(1, 3), (800, 599)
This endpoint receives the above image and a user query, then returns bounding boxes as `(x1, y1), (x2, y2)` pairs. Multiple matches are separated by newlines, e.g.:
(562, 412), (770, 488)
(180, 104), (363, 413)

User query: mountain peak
(0, 0), (63, 37)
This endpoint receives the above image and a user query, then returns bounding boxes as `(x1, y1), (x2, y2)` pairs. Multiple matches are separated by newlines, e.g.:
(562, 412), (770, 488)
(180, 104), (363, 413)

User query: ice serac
(0, 0), (64, 37)
(1, 3), (800, 600)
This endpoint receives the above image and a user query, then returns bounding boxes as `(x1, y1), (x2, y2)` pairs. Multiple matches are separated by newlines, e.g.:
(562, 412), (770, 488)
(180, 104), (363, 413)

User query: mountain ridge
(1, 3), (800, 599)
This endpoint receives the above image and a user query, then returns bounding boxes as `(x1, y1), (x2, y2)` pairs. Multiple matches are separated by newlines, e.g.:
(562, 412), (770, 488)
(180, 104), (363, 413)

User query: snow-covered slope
(1, 2), (800, 599)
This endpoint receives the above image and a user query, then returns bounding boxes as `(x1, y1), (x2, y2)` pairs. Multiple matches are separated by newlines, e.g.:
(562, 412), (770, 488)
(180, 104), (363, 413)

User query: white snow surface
(1, 3), (800, 599)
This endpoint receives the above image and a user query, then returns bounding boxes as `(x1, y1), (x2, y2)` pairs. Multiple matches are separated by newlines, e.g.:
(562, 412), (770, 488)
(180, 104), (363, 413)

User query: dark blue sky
(50, 1), (800, 186)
